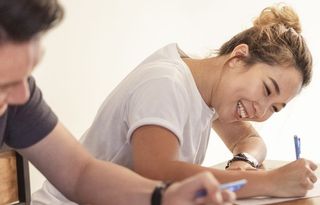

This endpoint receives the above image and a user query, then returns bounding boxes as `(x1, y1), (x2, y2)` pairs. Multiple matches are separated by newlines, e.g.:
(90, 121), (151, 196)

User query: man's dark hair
(0, 0), (64, 42)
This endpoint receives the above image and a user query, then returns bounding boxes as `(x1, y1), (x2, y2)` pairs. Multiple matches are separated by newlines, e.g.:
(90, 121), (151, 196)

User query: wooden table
(214, 160), (320, 205)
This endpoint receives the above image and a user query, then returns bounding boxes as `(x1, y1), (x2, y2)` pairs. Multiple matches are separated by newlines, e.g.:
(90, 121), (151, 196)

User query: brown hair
(218, 4), (312, 87)
(0, 0), (64, 43)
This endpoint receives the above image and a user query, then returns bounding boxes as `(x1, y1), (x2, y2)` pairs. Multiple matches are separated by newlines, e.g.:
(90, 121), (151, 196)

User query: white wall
(31, 0), (320, 193)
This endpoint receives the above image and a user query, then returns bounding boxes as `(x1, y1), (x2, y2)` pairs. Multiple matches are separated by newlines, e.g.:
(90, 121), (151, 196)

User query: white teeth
(237, 101), (248, 118)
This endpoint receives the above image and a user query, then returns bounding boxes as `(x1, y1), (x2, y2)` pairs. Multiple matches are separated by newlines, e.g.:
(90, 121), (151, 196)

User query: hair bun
(253, 4), (301, 34)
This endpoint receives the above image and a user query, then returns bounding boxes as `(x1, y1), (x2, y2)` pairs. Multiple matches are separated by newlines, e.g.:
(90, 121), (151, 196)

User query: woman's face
(212, 62), (302, 123)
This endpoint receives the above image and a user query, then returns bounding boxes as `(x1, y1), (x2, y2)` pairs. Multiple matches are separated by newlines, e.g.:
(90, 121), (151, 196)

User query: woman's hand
(266, 159), (318, 197)
(162, 172), (236, 205)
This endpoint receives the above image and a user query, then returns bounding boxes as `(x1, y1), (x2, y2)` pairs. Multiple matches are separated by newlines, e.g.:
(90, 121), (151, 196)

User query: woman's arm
(19, 122), (154, 204)
(212, 119), (267, 168)
(131, 125), (317, 198)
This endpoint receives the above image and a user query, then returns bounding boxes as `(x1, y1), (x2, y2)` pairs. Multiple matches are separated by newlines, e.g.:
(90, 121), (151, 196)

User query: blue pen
(294, 135), (301, 160)
(195, 179), (247, 198)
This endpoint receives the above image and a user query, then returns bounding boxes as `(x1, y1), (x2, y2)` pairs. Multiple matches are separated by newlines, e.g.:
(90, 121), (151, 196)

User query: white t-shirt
(31, 43), (218, 204)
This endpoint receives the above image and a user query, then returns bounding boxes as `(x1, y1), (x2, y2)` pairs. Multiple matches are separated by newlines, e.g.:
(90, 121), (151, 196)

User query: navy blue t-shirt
(0, 77), (58, 149)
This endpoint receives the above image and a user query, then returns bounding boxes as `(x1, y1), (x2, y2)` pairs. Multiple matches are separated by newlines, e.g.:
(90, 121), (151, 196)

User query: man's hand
(163, 172), (236, 205)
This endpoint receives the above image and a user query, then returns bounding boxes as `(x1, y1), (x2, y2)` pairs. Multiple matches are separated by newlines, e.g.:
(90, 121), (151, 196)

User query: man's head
(0, 0), (64, 115)
(0, 0), (64, 42)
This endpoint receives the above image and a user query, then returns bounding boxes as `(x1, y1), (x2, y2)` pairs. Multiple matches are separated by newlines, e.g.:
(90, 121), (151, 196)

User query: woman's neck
(182, 56), (227, 107)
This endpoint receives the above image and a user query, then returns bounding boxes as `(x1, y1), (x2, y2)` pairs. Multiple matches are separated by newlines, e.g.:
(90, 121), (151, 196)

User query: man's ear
(228, 44), (249, 68)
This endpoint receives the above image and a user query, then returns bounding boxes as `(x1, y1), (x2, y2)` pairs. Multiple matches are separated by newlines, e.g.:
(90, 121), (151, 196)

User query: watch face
(235, 153), (247, 160)
(241, 153), (259, 167)
(238, 153), (246, 158)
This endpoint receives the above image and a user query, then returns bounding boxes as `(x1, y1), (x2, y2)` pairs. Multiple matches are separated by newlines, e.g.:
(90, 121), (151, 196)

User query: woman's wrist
(264, 169), (279, 196)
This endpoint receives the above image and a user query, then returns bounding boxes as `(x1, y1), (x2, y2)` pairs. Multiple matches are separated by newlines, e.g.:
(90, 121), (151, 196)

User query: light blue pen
(294, 135), (301, 160)
(195, 179), (247, 198)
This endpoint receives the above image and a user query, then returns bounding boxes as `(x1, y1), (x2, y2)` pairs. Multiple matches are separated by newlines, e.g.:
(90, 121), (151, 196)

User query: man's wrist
(151, 182), (172, 205)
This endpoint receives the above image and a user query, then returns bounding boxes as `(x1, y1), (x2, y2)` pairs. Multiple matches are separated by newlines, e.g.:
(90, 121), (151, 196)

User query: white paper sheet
(235, 181), (320, 205)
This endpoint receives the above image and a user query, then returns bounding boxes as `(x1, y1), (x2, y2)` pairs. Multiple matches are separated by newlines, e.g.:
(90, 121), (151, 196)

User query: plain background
(31, 0), (320, 194)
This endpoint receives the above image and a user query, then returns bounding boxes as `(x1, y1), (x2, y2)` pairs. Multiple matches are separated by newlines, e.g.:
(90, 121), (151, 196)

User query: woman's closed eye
(263, 82), (271, 96)
(263, 82), (280, 113)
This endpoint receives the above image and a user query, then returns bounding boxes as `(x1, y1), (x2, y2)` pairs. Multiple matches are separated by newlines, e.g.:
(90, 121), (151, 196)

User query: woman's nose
(253, 100), (271, 120)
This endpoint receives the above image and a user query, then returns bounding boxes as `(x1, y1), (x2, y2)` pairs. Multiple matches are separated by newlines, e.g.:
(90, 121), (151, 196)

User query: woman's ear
(232, 44), (249, 57)
(228, 44), (249, 68)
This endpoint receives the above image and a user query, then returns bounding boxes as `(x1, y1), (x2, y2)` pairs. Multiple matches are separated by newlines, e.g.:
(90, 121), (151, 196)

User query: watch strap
(225, 153), (259, 169)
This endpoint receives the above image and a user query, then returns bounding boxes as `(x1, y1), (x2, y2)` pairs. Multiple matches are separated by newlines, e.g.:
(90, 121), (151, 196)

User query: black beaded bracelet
(151, 182), (172, 205)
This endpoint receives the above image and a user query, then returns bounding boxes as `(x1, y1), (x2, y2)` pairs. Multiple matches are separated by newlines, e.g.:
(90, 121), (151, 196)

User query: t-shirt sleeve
(5, 77), (58, 149)
(126, 77), (189, 144)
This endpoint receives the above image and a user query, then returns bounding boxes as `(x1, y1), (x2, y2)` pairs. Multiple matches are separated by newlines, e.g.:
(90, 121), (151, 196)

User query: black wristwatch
(225, 153), (259, 169)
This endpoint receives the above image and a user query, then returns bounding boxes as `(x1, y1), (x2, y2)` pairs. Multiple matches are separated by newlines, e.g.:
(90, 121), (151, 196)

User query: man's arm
(19, 122), (156, 205)
(212, 119), (267, 168)
(19, 122), (236, 205)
